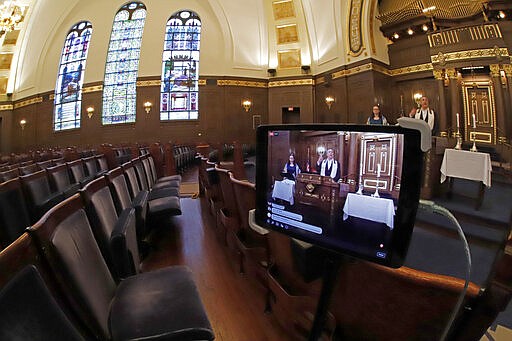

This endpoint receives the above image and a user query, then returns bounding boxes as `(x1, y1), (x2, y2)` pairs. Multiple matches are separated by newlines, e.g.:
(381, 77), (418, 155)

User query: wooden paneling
(7, 78), (268, 151)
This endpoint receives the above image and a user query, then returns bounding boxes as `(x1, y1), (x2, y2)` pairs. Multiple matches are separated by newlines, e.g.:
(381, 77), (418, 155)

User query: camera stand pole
(308, 253), (344, 341)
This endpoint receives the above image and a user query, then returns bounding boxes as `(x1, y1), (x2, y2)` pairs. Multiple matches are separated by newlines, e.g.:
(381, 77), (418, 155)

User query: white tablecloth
(342, 193), (395, 229)
(440, 149), (492, 187)
(272, 179), (295, 205)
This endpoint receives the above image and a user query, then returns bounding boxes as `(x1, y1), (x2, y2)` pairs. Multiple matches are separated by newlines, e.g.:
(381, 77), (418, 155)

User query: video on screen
(260, 128), (410, 262)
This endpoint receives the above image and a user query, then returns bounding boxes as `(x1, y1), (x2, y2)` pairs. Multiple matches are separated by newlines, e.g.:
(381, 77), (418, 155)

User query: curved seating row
(0, 154), (181, 251)
(0, 152), (210, 340)
(0, 192), (213, 340)
(200, 161), (497, 340)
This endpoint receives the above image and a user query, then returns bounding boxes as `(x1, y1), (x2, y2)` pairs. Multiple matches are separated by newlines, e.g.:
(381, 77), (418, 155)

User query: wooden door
(359, 134), (398, 197)
(463, 82), (496, 144)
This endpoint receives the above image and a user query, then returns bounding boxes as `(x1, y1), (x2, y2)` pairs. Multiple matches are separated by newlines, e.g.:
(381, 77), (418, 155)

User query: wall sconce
(413, 93), (423, 107)
(301, 65), (310, 73)
(86, 106), (94, 119)
(143, 101), (152, 114)
(267, 68), (276, 77)
(19, 119), (26, 130)
(325, 96), (335, 109)
(242, 99), (252, 112)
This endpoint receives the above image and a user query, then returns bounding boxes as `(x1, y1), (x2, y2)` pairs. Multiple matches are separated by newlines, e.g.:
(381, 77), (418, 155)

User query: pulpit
(295, 173), (342, 222)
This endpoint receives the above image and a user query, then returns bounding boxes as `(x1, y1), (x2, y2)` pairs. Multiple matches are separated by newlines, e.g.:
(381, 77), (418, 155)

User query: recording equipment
(255, 123), (426, 268)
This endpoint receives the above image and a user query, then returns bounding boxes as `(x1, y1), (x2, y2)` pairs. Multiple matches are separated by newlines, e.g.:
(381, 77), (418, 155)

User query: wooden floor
(138, 165), (512, 341)
(140, 168), (291, 340)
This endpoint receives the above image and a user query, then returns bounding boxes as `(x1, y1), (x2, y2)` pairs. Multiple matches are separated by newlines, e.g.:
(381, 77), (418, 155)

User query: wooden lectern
(295, 174), (344, 224)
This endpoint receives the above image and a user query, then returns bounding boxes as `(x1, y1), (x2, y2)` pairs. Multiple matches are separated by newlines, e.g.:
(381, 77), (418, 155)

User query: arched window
(161, 10), (201, 120)
(53, 21), (92, 131)
(102, 2), (146, 125)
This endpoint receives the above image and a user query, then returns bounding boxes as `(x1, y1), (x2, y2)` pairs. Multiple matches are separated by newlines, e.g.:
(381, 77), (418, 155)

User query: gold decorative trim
(49, 94), (54, 101)
(198, 79), (206, 86)
(268, 79), (314, 88)
(272, 0), (295, 21)
(348, 0), (364, 56)
(388, 63), (433, 76)
(431, 48), (509, 65)
(369, 0), (376, 54)
(433, 70), (443, 80)
(490, 64), (501, 77)
(217, 80), (267, 88)
(428, 24), (502, 48)
(136, 80), (161, 87)
(0, 104), (13, 111)
(333, 63), (384, 79)
(470, 131), (492, 144)
(445, 68), (457, 79)
(14, 97), (42, 109)
(82, 85), (103, 93)
(315, 77), (325, 85)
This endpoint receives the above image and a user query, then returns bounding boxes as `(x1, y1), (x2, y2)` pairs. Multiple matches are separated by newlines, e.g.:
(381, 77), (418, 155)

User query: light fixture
(325, 96), (335, 110)
(0, 1), (27, 37)
(317, 146), (325, 155)
(407, 28), (414, 35)
(143, 101), (152, 114)
(422, 6), (436, 14)
(499, 11), (506, 19)
(301, 65), (311, 73)
(267, 68), (276, 76)
(413, 93), (423, 107)
(422, 24), (429, 32)
(86, 106), (94, 119)
(393, 32), (399, 39)
(19, 118), (26, 130)
(242, 99), (252, 112)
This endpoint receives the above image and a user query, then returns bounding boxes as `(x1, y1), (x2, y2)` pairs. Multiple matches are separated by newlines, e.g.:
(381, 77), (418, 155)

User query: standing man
(316, 148), (341, 182)
(412, 96), (437, 135)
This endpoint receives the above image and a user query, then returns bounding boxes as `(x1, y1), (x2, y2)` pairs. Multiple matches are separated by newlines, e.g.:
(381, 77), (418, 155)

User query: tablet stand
(307, 251), (344, 341)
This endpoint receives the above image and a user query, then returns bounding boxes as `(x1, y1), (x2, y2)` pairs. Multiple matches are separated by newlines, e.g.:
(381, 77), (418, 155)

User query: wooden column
(490, 65), (507, 142)
(434, 69), (448, 136)
(503, 64), (512, 142)
(347, 133), (359, 191)
(446, 68), (460, 137)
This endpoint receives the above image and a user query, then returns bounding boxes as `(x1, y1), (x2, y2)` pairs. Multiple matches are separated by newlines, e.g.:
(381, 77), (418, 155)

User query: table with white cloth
(342, 193), (395, 229)
(272, 179), (296, 205)
(440, 149), (492, 209)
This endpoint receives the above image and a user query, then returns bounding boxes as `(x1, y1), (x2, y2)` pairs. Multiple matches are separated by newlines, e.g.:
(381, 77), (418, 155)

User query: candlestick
(377, 163), (381, 178)
(456, 113), (459, 130)
(472, 113), (476, 129)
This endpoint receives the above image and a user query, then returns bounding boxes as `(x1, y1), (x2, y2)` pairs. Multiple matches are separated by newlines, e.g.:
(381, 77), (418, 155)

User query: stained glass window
(102, 2), (146, 125)
(53, 21), (92, 131)
(161, 11), (201, 120)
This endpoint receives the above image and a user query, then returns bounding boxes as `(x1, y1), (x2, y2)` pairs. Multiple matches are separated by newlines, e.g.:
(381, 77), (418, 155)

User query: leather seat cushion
(0, 266), (85, 341)
(110, 266), (214, 341)
(147, 195), (181, 217)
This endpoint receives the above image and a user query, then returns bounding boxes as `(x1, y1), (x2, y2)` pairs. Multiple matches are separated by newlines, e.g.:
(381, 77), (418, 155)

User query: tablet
(255, 124), (424, 268)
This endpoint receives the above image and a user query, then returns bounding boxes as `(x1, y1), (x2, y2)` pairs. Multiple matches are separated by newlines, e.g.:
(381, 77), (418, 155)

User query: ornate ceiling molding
(14, 97), (42, 109)
(82, 85), (103, 93)
(136, 80), (161, 87)
(217, 79), (267, 88)
(268, 78), (314, 87)
(0, 104), (13, 111)
(431, 47), (510, 65)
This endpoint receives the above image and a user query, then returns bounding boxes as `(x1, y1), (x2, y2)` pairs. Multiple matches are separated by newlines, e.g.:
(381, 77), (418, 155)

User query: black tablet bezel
(255, 124), (423, 268)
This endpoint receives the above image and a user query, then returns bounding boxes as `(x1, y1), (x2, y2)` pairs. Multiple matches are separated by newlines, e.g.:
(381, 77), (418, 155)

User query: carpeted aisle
(180, 182), (199, 198)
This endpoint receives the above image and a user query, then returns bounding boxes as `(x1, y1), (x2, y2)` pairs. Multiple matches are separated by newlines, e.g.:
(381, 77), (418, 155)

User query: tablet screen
(255, 124), (423, 267)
